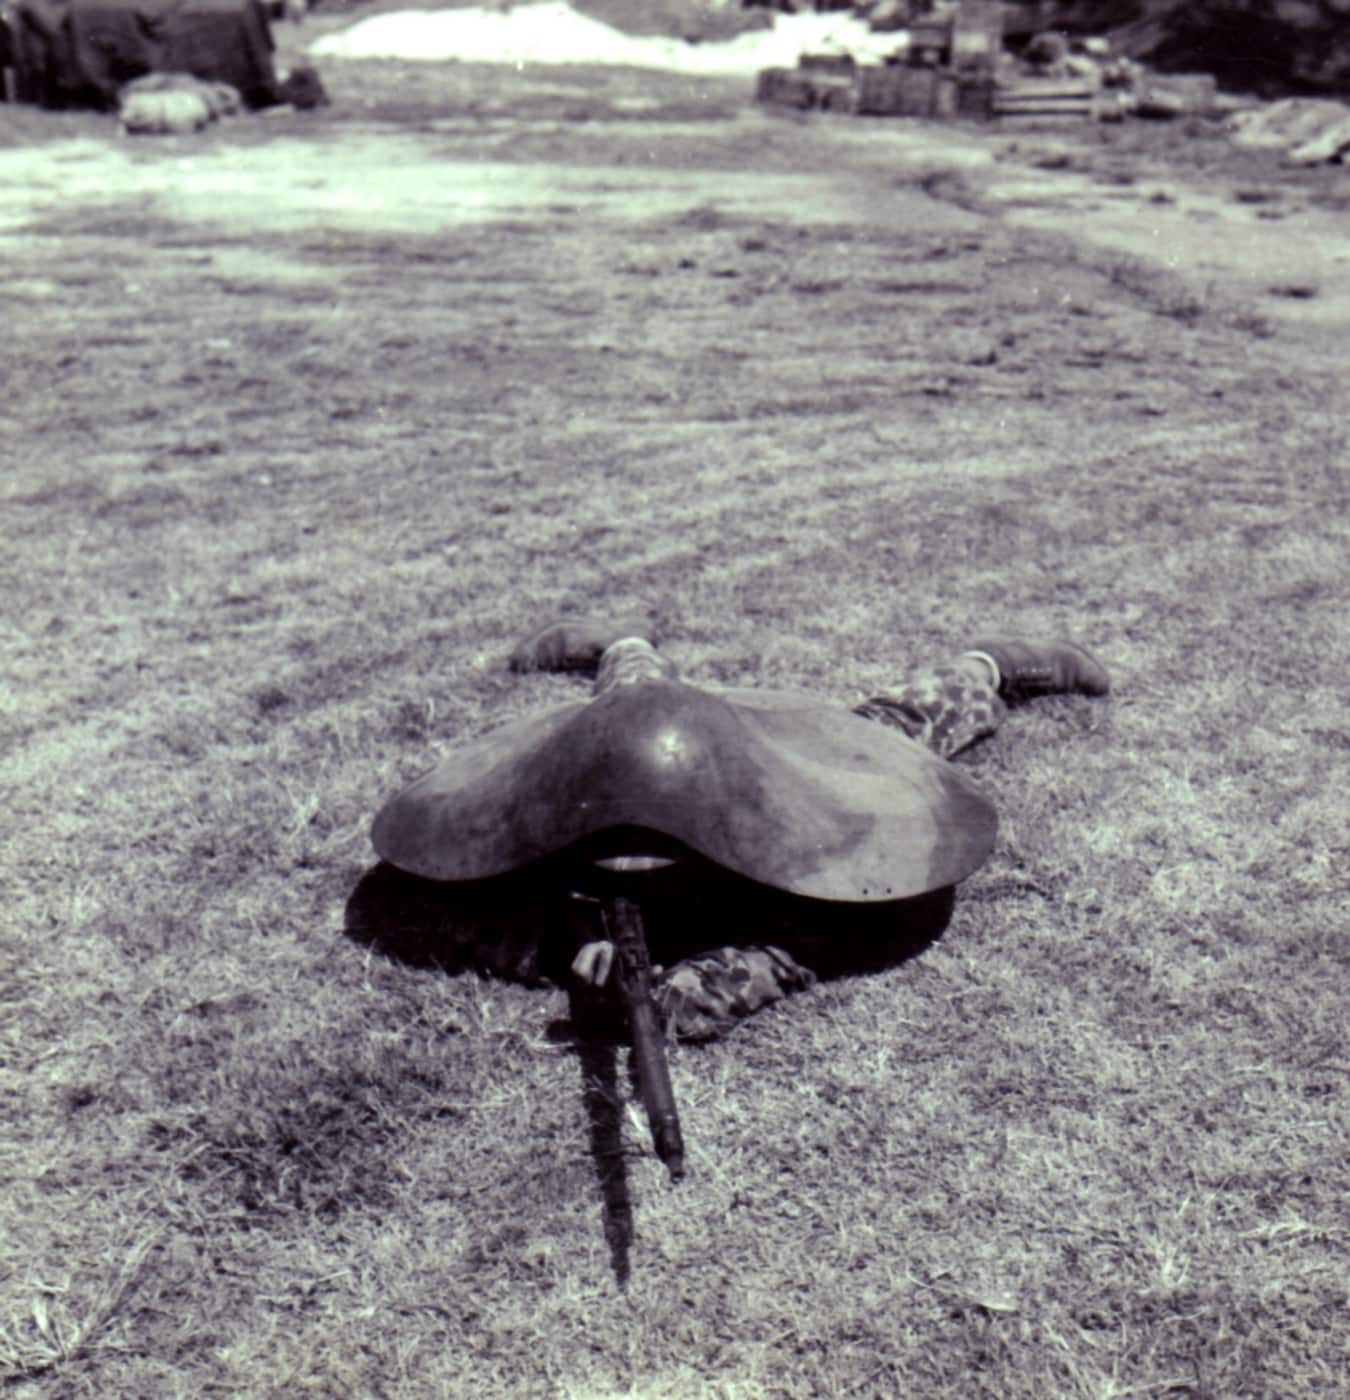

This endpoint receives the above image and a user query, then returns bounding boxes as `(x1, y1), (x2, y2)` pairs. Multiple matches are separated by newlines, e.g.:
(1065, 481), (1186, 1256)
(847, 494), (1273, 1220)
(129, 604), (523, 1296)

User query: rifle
(602, 892), (685, 1183)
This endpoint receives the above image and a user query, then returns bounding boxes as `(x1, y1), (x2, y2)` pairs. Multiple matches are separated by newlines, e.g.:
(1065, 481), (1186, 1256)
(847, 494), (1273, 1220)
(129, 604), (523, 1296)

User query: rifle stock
(605, 894), (685, 1182)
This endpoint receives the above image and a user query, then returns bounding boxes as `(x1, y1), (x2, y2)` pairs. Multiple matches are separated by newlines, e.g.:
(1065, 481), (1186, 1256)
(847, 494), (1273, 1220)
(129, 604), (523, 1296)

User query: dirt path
(968, 139), (1350, 337)
(4, 74), (1348, 354)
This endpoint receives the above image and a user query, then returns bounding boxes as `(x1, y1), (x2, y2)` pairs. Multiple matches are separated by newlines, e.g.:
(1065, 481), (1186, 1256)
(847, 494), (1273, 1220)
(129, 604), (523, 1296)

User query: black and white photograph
(3, 0), (1347, 1394)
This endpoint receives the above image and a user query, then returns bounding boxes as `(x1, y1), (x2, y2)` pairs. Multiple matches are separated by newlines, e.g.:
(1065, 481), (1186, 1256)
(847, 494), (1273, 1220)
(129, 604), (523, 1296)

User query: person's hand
(571, 939), (615, 987)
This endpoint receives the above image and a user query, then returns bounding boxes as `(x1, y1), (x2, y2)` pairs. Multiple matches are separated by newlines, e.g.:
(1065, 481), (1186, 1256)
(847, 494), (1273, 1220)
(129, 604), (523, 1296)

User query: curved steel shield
(372, 678), (997, 902)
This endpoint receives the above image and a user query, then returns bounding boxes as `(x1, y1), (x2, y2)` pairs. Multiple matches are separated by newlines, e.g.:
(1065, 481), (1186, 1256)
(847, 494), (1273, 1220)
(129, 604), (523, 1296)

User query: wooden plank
(996, 95), (1096, 107)
(996, 104), (1096, 115)
(995, 81), (1098, 100)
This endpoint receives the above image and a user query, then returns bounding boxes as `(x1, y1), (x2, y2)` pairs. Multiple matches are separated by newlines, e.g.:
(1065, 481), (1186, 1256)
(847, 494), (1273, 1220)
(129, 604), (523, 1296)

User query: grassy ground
(2, 53), (1348, 1400)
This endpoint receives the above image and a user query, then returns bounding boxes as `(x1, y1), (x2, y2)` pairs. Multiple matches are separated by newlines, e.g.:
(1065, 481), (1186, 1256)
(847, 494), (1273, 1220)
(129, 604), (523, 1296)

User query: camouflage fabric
(852, 656), (1006, 760)
(593, 636), (678, 692)
(653, 945), (817, 1041)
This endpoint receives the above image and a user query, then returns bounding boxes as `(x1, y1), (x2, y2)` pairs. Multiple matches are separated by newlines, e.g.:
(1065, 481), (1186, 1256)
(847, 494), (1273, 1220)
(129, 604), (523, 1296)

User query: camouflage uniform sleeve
(653, 945), (817, 1041)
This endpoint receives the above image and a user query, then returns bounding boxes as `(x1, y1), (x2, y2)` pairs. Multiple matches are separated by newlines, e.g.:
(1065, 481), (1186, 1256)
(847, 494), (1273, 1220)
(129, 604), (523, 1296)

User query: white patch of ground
(309, 1), (901, 74)
(0, 124), (984, 238)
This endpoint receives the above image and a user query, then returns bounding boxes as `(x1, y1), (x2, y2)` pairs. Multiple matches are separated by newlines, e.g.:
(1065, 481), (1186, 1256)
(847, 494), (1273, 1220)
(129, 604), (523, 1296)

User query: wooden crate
(907, 20), (952, 50)
(756, 65), (858, 113)
(906, 19), (951, 66)
(857, 64), (954, 117)
(933, 71), (958, 119)
(950, 0), (1003, 72)
(1134, 72), (1218, 118)
(800, 51), (857, 76)
(994, 78), (1098, 119)
(956, 76), (996, 118)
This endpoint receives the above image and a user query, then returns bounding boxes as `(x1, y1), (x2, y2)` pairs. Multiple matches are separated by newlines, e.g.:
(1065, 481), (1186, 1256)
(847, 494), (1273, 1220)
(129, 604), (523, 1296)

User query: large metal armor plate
(372, 678), (997, 902)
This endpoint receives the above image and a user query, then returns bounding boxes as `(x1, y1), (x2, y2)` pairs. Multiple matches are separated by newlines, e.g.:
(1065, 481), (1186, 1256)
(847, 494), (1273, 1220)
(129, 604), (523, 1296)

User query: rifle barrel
(606, 894), (686, 1182)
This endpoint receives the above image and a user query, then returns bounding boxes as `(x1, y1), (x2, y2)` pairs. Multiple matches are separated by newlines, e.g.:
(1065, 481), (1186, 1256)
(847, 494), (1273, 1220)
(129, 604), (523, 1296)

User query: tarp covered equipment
(7, 0), (277, 110)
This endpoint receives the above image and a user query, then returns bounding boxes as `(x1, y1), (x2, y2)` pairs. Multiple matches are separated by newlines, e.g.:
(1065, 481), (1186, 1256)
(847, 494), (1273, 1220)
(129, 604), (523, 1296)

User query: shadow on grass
(344, 857), (955, 985)
(343, 857), (588, 983)
(571, 1035), (637, 1286)
(344, 858), (953, 1283)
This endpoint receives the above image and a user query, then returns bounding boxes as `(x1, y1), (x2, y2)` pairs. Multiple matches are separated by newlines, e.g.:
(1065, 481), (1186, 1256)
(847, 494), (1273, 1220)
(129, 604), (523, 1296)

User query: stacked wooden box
(993, 76), (1100, 119)
(756, 63), (858, 112)
(856, 64), (959, 117)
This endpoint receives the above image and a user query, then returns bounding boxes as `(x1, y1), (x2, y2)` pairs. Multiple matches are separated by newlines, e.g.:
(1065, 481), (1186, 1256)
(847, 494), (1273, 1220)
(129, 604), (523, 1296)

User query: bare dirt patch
(6, 57), (1349, 328)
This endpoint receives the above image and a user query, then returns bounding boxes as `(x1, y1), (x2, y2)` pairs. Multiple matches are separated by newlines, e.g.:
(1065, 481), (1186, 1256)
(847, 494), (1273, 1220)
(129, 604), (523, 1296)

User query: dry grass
(2, 54), (1348, 1399)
